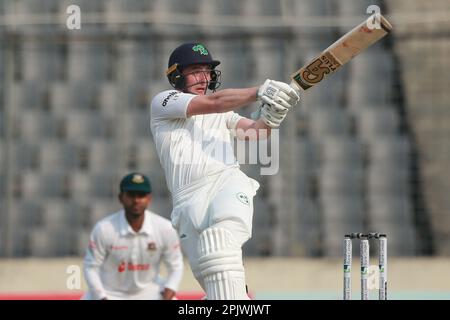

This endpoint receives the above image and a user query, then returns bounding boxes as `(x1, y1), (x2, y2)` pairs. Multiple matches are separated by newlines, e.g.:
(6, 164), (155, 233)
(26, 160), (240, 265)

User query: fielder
(83, 173), (183, 300)
(150, 43), (300, 299)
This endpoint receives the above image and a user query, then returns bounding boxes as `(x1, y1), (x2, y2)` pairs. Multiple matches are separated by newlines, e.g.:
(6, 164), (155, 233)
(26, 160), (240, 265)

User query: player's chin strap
(197, 228), (250, 300)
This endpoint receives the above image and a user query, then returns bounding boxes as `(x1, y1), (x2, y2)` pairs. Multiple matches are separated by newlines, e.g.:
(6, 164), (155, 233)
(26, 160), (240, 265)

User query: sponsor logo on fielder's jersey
(118, 261), (126, 273)
(147, 242), (157, 251)
(111, 245), (129, 250)
(118, 261), (150, 272)
(162, 91), (180, 107)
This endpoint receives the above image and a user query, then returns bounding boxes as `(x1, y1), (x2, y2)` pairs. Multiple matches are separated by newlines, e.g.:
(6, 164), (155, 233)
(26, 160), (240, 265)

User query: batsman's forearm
(212, 87), (259, 113)
(235, 118), (271, 140)
(250, 118), (272, 138)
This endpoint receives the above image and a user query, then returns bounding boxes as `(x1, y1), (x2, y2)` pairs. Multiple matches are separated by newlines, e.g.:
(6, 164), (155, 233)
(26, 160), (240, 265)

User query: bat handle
(251, 104), (265, 120)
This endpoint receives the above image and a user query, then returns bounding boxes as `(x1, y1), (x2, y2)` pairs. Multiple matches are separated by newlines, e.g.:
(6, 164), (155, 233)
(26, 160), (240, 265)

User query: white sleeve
(161, 227), (184, 292)
(150, 90), (196, 120)
(83, 223), (109, 300)
(225, 111), (245, 130)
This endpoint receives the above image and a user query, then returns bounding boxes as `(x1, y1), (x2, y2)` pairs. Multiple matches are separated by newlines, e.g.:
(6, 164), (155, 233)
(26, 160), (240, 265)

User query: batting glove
(259, 102), (290, 128)
(257, 79), (300, 108)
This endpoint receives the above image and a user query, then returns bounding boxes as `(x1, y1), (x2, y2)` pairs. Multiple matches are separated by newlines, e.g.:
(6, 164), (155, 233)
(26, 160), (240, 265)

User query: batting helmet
(166, 43), (221, 91)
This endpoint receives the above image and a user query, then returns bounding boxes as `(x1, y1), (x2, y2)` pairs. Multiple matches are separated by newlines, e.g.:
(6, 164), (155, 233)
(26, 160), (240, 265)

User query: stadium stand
(0, 0), (446, 258)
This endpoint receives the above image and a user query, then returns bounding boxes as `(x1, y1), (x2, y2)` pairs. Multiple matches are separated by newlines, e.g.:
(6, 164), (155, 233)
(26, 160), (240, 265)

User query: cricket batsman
(149, 42), (300, 299)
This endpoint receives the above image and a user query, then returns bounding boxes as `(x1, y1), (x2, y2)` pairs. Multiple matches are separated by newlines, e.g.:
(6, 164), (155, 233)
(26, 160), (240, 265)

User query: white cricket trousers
(171, 167), (260, 285)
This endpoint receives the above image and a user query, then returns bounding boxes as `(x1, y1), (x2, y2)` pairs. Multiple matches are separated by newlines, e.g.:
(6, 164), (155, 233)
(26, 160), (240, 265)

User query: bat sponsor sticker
(292, 52), (342, 90)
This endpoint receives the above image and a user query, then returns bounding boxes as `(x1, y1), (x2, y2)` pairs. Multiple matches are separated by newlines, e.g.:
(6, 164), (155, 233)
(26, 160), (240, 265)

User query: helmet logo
(192, 44), (209, 55)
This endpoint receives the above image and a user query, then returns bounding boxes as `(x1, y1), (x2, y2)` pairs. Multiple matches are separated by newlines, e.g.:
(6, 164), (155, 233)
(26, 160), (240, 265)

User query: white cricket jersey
(83, 209), (183, 300)
(150, 89), (244, 194)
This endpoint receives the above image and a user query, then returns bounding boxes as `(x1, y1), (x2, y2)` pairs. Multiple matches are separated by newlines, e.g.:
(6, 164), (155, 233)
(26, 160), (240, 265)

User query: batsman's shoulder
(151, 89), (182, 109)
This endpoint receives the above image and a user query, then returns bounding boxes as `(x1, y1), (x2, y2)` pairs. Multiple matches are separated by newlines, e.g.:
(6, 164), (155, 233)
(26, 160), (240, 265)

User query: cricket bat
(252, 14), (392, 119)
(290, 14), (393, 92)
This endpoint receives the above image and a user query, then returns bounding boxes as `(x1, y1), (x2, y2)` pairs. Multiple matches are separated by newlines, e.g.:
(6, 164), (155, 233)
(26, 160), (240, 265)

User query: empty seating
(63, 111), (114, 142)
(367, 135), (412, 168)
(49, 82), (99, 115)
(121, 83), (152, 112)
(320, 194), (365, 224)
(297, 137), (320, 174)
(29, 228), (75, 256)
(368, 222), (417, 256)
(367, 165), (411, 197)
(40, 201), (73, 229)
(67, 42), (111, 81)
(319, 166), (364, 197)
(14, 111), (64, 141)
(318, 136), (364, 169)
(86, 139), (119, 172)
(200, 0), (242, 16)
(248, 38), (285, 82)
(9, 81), (49, 111)
(120, 111), (151, 139)
(308, 107), (353, 137)
(126, 139), (159, 171)
(356, 107), (400, 140)
(68, 171), (117, 200)
(20, 172), (70, 199)
(104, 0), (153, 32)
(98, 82), (121, 117)
(301, 70), (346, 108)
(152, 0), (202, 33)
(349, 49), (395, 82)
(87, 200), (119, 227)
(0, 112), (4, 138)
(347, 50), (395, 107)
(347, 81), (394, 108)
(21, 42), (63, 81)
(38, 142), (81, 172)
(204, 41), (251, 87)
(117, 42), (154, 82)
(153, 0), (201, 15)
(322, 221), (365, 256)
(337, 0), (382, 17)
(74, 229), (91, 256)
(291, 0), (333, 17)
(16, 201), (42, 227)
(367, 194), (414, 224)
(242, 0), (281, 16)
(6, 0), (59, 34)
(0, 174), (5, 198)
(11, 142), (40, 170)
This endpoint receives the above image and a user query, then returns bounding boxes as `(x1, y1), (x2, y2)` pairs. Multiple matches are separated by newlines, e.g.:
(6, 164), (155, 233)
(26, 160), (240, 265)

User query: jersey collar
(119, 210), (153, 236)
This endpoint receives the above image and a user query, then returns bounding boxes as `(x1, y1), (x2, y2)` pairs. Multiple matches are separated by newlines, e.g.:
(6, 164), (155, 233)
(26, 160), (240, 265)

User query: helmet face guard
(166, 63), (221, 91)
(166, 43), (221, 92)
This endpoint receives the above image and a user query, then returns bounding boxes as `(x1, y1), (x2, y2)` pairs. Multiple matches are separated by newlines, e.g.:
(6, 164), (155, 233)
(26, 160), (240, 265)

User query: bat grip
(251, 104), (266, 120)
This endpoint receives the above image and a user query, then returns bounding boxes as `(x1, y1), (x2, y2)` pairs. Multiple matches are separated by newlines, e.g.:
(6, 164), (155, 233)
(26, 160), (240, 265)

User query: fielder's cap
(168, 42), (220, 70)
(120, 173), (152, 194)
